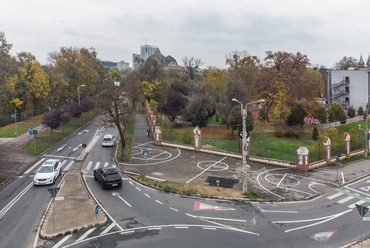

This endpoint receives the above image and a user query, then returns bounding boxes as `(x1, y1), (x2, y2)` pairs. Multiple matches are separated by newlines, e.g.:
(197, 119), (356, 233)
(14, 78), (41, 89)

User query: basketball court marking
(186, 157), (227, 184)
(257, 168), (341, 199)
(121, 147), (181, 166)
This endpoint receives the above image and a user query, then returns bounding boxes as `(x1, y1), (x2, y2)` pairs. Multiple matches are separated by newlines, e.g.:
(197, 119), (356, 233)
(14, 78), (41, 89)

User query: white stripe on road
(186, 157), (227, 184)
(337, 196), (354, 204)
(136, 187), (141, 191)
(144, 194), (151, 198)
(24, 158), (45, 174)
(100, 223), (116, 235)
(64, 161), (74, 171)
(60, 160), (67, 167)
(0, 182), (33, 219)
(86, 161), (93, 170)
(76, 227), (96, 242)
(155, 200), (163, 205)
(327, 192), (344, 200)
(104, 162), (109, 167)
(348, 200), (366, 209)
(169, 207), (178, 212)
(52, 234), (72, 248)
(116, 194), (132, 208)
(94, 162), (100, 170)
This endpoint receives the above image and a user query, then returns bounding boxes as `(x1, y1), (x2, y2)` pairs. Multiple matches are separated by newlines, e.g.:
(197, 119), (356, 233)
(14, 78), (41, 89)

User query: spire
(367, 54), (370, 68)
(359, 53), (365, 67)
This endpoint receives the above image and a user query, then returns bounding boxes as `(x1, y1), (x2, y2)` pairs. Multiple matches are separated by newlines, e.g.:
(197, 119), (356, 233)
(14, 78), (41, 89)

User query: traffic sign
(95, 205), (99, 214)
(143, 150), (149, 157)
(356, 204), (369, 217)
(48, 187), (60, 198)
(33, 129), (38, 135)
(28, 127), (32, 132)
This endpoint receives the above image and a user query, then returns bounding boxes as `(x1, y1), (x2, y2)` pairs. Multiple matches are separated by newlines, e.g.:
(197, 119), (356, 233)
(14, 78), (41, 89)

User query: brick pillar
(323, 137), (331, 164)
(368, 129), (370, 154)
(152, 116), (156, 135)
(154, 126), (162, 145)
(193, 126), (201, 151)
(343, 132), (350, 159)
(297, 147), (309, 171)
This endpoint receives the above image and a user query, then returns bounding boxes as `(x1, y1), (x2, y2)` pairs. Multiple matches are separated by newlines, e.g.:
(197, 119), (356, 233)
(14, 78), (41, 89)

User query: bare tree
(182, 56), (204, 80)
(96, 88), (133, 161)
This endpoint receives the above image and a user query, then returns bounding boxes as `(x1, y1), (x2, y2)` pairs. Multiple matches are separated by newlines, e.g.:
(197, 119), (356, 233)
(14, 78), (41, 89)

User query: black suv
(94, 167), (122, 189)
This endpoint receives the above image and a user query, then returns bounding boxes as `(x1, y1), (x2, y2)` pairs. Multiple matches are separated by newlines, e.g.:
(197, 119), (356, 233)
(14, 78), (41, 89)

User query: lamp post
(232, 98), (265, 193)
(78, 84), (85, 106)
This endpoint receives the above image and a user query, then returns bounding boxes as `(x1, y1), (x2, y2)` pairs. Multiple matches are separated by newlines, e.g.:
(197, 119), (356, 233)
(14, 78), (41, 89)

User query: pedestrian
(147, 127), (150, 136)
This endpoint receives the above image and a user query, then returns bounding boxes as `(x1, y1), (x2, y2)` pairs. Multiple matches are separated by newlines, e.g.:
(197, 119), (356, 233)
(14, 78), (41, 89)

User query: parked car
(102, 134), (115, 147)
(94, 167), (122, 189)
(33, 159), (61, 185)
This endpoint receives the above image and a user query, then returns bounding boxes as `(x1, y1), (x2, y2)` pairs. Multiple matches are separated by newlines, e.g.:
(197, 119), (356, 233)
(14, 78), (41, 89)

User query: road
(1, 112), (370, 247)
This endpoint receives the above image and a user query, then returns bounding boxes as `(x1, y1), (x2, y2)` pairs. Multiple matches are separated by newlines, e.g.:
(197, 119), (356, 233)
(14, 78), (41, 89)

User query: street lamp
(232, 98), (265, 193)
(78, 85), (85, 106)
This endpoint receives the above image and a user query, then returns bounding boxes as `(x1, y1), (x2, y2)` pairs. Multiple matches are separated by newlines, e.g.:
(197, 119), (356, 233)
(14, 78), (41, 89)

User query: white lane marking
(86, 161), (93, 171)
(308, 182), (326, 193)
(73, 144), (82, 152)
(129, 181), (133, 185)
(327, 192), (344, 200)
(148, 227), (162, 230)
(348, 200), (366, 209)
(284, 209), (352, 233)
(76, 227), (96, 242)
(203, 227), (216, 230)
(100, 223), (116, 235)
(186, 157), (227, 184)
(64, 161), (74, 171)
(175, 226), (189, 229)
(24, 158), (45, 174)
(259, 209), (298, 213)
(144, 193), (151, 198)
(52, 234), (72, 248)
(169, 207), (178, 212)
(94, 162), (100, 170)
(187, 214), (259, 236)
(337, 196), (354, 204)
(44, 155), (77, 160)
(82, 175), (124, 232)
(120, 230), (135, 235)
(189, 215), (248, 223)
(16, 176), (24, 179)
(136, 187), (141, 191)
(116, 194), (132, 208)
(155, 200), (163, 205)
(104, 162), (109, 168)
(145, 175), (166, 182)
(276, 173), (288, 187)
(60, 160), (67, 168)
(0, 182), (33, 219)
(57, 144), (67, 152)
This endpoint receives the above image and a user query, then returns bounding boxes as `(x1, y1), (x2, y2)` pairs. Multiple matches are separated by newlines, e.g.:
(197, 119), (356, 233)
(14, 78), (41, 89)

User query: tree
(348, 106), (356, 119)
(316, 105), (327, 125)
(42, 110), (65, 135)
(182, 56), (204, 80)
(67, 102), (83, 118)
(334, 56), (358, 70)
(358, 106), (364, 116)
(258, 105), (268, 122)
(328, 102), (346, 124)
(97, 88), (133, 161)
(228, 106), (253, 135)
(159, 91), (187, 122)
(286, 102), (307, 127)
(183, 95), (215, 127)
(312, 127), (319, 140)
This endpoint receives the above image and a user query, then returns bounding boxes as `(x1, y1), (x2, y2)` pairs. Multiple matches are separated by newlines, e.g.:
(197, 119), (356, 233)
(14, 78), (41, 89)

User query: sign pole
(53, 190), (56, 229)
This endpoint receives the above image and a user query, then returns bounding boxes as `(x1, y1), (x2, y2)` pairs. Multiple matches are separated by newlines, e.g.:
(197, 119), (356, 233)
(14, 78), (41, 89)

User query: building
(102, 61), (129, 72)
(324, 55), (370, 111)
(132, 44), (178, 70)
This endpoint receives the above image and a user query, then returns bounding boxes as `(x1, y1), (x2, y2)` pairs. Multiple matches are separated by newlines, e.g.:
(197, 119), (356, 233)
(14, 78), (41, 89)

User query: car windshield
(103, 138), (112, 142)
(38, 166), (54, 173)
(106, 173), (120, 180)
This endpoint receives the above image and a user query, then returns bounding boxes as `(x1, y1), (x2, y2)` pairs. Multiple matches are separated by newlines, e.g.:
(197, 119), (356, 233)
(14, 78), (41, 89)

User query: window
(345, 76), (350, 83)
(345, 86), (349, 93)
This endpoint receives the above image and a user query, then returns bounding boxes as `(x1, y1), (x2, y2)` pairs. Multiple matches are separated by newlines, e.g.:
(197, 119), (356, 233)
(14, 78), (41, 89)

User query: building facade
(325, 68), (370, 111)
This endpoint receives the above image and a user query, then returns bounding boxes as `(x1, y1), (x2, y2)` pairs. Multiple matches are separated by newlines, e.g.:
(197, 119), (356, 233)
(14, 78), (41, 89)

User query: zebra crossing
(50, 222), (121, 248)
(18, 158), (117, 179)
(326, 189), (370, 209)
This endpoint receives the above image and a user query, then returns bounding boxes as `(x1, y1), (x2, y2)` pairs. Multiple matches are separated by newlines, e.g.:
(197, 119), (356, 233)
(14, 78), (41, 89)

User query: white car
(33, 159), (61, 185)
(102, 134), (115, 147)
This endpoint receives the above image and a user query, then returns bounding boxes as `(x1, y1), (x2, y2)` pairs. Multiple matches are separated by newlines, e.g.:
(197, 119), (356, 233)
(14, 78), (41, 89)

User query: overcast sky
(1, 0), (369, 69)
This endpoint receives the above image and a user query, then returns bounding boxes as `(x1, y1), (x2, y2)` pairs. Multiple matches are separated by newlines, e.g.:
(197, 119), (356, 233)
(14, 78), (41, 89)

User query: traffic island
(40, 170), (107, 239)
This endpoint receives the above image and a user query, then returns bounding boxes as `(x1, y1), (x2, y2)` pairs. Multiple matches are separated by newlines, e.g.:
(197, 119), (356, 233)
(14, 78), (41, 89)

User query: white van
(102, 134), (115, 147)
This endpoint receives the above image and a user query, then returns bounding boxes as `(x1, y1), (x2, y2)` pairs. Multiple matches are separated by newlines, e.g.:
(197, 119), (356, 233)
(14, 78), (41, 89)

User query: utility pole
(365, 103), (369, 158)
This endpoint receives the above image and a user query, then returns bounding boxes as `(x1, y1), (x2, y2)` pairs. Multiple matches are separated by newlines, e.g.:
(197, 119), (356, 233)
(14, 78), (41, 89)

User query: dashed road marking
(327, 192), (344, 200)
(76, 227), (96, 242)
(155, 200), (163, 205)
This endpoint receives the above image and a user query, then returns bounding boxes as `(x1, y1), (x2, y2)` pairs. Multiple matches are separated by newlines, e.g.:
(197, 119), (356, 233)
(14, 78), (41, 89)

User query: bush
(312, 127), (319, 140)
(358, 106), (364, 116)
(348, 106), (356, 118)
(273, 128), (304, 139)
(286, 102), (307, 127)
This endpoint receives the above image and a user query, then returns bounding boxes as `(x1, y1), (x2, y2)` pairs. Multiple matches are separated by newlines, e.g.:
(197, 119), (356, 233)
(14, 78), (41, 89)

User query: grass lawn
(20, 110), (99, 156)
(0, 114), (46, 138)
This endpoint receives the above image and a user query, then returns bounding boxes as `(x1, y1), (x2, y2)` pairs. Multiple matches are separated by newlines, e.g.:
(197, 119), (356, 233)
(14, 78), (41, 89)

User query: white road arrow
(73, 144), (82, 152)
(310, 230), (338, 243)
(78, 130), (89, 135)
(360, 186), (370, 192)
(57, 144), (67, 152)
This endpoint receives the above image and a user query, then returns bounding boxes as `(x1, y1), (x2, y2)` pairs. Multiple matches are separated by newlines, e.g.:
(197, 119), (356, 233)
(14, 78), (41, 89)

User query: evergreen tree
(312, 127), (319, 140)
